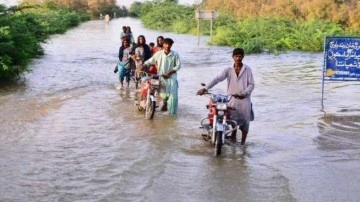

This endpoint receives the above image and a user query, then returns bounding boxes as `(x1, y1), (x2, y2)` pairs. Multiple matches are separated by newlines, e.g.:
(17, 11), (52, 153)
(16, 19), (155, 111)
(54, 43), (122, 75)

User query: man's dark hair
(163, 38), (174, 45)
(233, 48), (244, 56)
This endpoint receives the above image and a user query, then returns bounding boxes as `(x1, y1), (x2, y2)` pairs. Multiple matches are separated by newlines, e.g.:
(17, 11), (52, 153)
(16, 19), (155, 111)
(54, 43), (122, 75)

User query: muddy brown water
(1, 18), (359, 202)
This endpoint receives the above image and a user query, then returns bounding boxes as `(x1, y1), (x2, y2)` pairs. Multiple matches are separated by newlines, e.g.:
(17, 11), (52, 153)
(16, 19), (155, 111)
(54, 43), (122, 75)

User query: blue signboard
(323, 36), (360, 81)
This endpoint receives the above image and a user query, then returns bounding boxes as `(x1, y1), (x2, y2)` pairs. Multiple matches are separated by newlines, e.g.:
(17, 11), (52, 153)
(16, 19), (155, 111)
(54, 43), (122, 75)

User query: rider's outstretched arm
(205, 68), (228, 90)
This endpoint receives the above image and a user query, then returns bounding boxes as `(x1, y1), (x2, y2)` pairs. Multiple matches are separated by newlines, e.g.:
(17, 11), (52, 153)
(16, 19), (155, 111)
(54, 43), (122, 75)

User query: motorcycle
(199, 90), (239, 156)
(135, 74), (163, 119)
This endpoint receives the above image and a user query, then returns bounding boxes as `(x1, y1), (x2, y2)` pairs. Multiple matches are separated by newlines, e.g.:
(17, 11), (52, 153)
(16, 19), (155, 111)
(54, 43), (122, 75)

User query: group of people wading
(114, 26), (181, 115)
(114, 26), (255, 145)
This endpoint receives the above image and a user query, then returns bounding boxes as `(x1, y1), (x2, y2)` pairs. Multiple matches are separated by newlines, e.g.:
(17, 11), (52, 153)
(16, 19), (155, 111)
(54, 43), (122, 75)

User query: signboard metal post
(197, 17), (200, 45)
(195, 10), (219, 46)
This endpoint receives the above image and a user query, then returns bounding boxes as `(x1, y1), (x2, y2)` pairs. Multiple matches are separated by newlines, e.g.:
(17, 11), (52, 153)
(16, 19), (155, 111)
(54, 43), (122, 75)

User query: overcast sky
(0, 0), (18, 6)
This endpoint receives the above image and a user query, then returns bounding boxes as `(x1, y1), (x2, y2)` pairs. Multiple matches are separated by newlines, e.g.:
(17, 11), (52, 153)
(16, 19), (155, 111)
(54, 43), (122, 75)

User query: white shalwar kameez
(205, 64), (255, 123)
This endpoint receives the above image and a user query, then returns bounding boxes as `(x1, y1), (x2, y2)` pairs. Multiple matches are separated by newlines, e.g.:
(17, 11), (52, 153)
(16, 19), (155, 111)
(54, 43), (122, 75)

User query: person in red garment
(148, 36), (164, 75)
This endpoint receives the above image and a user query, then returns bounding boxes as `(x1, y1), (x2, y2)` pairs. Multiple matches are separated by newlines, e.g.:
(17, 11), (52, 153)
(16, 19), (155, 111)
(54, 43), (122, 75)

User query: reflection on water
(1, 18), (360, 202)
(317, 110), (360, 151)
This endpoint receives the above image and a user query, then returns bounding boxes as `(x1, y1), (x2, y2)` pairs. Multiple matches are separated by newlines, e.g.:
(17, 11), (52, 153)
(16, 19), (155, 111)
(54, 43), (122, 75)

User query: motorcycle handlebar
(198, 83), (243, 99)
(143, 74), (164, 80)
(202, 92), (243, 100)
(207, 104), (236, 110)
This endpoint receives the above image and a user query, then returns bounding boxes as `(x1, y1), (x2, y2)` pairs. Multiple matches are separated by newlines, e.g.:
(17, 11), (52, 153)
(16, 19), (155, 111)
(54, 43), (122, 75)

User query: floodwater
(0, 18), (359, 202)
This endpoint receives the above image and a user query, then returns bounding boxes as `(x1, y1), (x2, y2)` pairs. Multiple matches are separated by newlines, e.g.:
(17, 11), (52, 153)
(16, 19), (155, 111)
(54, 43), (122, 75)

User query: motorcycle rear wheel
(215, 131), (223, 156)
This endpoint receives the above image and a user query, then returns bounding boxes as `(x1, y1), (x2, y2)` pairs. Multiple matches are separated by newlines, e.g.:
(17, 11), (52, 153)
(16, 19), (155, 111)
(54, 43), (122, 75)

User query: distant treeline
(21, 0), (129, 18)
(130, 0), (359, 54)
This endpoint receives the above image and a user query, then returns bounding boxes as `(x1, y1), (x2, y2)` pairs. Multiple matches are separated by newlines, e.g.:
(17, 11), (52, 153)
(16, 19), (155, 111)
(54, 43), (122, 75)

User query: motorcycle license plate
(150, 95), (156, 102)
(216, 123), (224, 132)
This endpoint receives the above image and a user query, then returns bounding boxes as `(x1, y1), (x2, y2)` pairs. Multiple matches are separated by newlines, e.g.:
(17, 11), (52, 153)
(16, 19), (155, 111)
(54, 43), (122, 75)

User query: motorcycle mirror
(200, 83), (206, 86)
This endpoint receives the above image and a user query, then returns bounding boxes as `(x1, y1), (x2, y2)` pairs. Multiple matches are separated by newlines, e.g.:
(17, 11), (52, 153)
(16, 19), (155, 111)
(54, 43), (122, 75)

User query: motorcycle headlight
(216, 103), (227, 111)
(218, 111), (224, 116)
(151, 79), (160, 86)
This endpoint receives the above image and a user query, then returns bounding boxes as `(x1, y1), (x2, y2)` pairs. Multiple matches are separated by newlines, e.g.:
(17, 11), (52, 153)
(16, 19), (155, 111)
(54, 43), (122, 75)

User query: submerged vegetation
(131, 0), (359, 54)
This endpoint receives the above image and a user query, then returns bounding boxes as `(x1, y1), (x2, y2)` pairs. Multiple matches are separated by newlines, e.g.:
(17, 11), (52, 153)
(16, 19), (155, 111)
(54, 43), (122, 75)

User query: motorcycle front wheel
(214, 131), (223, 156)
(145, 95), (156, 119)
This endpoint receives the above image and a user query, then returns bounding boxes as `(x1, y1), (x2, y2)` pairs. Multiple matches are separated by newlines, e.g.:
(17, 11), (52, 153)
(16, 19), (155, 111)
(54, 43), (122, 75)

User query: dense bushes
(130, 0), (359, 54)
(202, 0), (360, 31)
(139, 2), (195, 34)
(211, 17), (347, 54)
(0, 4), (90, 80)
(129, 0), (196, 34)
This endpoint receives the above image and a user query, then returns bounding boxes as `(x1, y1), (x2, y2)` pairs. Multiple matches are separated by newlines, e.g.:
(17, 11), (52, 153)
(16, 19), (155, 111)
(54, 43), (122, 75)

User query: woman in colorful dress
(129, 35), (152, 88)
(116, 37), (133, 89)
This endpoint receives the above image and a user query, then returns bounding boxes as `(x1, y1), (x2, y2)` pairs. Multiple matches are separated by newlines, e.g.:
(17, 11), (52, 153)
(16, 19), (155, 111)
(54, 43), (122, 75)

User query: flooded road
(1, 18), (360, 202)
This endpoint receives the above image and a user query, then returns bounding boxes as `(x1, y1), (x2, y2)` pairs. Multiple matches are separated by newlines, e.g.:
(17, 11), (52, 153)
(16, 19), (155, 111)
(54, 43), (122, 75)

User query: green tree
(0, 3), (90, 80)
